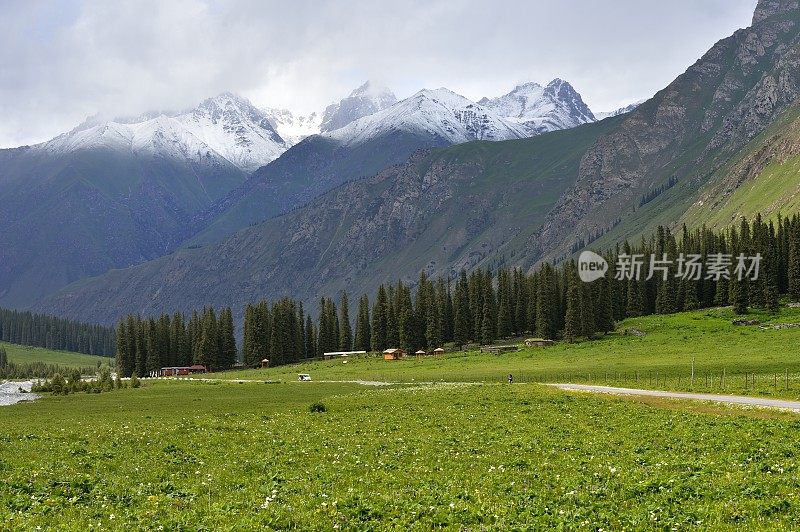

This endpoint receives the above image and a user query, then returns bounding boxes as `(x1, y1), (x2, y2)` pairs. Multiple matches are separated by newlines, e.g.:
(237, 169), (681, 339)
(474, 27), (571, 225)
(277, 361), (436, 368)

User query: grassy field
(1, 341), (110, 369)
(3, 379), (800, 529)
(212, 306), (800, 399)
(3, 306), (800, 529)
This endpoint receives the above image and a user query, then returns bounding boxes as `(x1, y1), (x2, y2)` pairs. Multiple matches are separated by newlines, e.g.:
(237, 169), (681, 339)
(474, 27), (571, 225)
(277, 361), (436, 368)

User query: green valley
(4, 324), (800, 529)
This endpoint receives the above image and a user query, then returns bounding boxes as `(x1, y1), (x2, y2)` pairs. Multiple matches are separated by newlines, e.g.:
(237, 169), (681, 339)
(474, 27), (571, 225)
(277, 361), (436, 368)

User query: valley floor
(211, 306), (800, 400)
(2, 306), (800, 529)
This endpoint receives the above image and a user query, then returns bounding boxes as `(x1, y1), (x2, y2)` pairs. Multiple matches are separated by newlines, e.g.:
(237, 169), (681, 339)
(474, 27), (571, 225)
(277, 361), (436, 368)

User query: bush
(309, 402), (327, 413)
(130, 373), (141, 389)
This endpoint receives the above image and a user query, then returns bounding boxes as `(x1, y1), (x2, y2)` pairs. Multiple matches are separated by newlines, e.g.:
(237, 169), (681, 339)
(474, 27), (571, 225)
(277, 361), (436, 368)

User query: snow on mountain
(320, 81), (398, 133)
(174, 93), (289, 172)
(480, 79), (595, 134)
(40, 93), (289, 173)
(263, 108), (321, 146)
(594, 99), (646, 121)
(324, 88), (529, 147)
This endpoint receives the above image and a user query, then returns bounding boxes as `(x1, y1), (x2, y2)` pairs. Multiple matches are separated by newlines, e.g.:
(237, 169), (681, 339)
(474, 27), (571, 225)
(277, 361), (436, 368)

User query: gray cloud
(0, 0), (757, 148)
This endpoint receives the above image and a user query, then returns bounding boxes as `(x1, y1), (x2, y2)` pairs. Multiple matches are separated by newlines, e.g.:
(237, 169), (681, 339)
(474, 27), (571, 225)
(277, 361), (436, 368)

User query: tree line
(0, 307), (115, 356)
(115, 307), (236, 377)
(0, 345), (98, 379)
(117, 214), (800, 373)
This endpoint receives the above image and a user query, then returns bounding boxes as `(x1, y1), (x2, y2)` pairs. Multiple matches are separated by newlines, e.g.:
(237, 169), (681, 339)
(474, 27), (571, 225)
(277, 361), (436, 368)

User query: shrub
(309, 402), (327, 413)
(130, 373), (141, 389)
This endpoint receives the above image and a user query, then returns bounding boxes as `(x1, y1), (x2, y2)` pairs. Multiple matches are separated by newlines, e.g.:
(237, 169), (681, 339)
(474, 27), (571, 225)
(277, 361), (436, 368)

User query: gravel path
(548, 383), (800, 413)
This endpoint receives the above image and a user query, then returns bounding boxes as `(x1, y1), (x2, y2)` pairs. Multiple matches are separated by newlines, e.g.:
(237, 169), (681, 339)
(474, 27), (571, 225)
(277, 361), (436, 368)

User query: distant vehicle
(298, 374), (312, 381)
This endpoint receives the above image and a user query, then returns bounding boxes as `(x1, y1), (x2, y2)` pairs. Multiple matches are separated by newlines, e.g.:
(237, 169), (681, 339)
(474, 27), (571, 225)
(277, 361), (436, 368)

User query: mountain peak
(320, 81), (398, 133)
(481, 78), (595, 134)
(752, 0), (799, 24)
(350, 80), (394, 99)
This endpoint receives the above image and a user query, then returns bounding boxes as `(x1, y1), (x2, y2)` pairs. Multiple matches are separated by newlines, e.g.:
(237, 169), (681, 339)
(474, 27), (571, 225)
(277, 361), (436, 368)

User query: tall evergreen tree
(563, 267), (581, 343)
(218, 307), (237, 369)
(536, 264), (556, 340)
(115, 320), (133, 378)
(354, 295), (371, 351)
(453, 271), (472, 345)
(789, 216), (800, 301)
(339, 292), (353, 351)
(371, 285), (389, 351)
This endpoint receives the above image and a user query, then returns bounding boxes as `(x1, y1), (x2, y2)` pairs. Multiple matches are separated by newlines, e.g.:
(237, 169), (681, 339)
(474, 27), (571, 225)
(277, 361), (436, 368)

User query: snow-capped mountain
(325, 87), (529, 147)
(43, 93), (288, 173)
(320, 81), (398, 133)
(594, 99), (646, 121)
(480, 79), (595, 135)
(263, 108), (321, 146)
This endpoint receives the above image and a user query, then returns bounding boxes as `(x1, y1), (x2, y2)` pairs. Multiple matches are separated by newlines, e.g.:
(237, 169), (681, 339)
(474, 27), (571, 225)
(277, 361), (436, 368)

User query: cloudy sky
(1, 0), (758, 148)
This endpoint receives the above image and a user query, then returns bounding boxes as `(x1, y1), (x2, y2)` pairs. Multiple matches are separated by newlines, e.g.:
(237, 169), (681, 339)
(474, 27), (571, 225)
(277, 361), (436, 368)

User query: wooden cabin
(383, 348), (405, 360)
(160, 365), (207, 377)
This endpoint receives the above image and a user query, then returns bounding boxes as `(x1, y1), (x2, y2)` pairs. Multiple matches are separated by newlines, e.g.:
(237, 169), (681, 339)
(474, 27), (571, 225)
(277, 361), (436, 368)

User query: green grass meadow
(3, 379), (800, 530)
(1, 341), (110, 369)
(214, 306), (800, 399)
(3, 306), (800, 529)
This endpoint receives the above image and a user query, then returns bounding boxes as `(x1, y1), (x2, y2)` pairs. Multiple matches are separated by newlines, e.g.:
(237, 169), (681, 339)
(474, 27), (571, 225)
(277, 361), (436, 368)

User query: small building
(261, 359), (270, 368)
(383, 348), (405, 360)
(415, 349), (426, 358)
(323, 351), (367, 360)
(524, 338), (555, 348)
(433, 347), (445, 355)
(160, 365), (207, 377)
(479, 345), (520, 354)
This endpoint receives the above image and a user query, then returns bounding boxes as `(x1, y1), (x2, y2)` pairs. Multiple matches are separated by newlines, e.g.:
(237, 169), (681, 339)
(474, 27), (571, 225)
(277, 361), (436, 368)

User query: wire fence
(504, 369), (800, 394)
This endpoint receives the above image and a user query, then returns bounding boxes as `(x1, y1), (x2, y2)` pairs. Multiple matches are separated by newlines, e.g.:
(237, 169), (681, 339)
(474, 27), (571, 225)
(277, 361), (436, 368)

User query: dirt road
(548, 383), (800, 413)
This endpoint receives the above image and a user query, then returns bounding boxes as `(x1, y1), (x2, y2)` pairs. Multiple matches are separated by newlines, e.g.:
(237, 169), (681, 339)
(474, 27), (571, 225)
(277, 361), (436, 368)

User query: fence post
(787, 368), (789, 391)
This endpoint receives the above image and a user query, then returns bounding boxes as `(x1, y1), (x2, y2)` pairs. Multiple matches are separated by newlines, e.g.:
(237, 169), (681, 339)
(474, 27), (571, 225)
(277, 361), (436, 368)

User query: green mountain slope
(37, 0), (800, 325)
(39, 119), (619, 325)
(0, 146), (245, 308)
(681, 106), (800, 229)
(188, 130), (449, 245)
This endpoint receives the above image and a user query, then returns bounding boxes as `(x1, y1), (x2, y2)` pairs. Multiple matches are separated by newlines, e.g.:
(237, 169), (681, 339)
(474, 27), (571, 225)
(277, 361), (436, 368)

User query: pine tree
(453, 271), (471, 345)
(763, 227), (780, 314)
(338, 293), (353, 351)
(580, 281), (596, 339)
(115, 319), (133, 378)
(563, 269), (581, 343)
(480, 299), (495, 345)
(425, 288), (443, 349)
(371, 285), (388, 351)
(536, 265), (556, 340)
(789, 216), (800, 301)
(594, 271), (613, 334)
(354, 295), (371, 351)
(145, 318), (160, 375)
(305, 314), (315, 358)
(496, 269), (513, 339)
(195, 308), (219, 370)
(218, 307), (237, 369)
